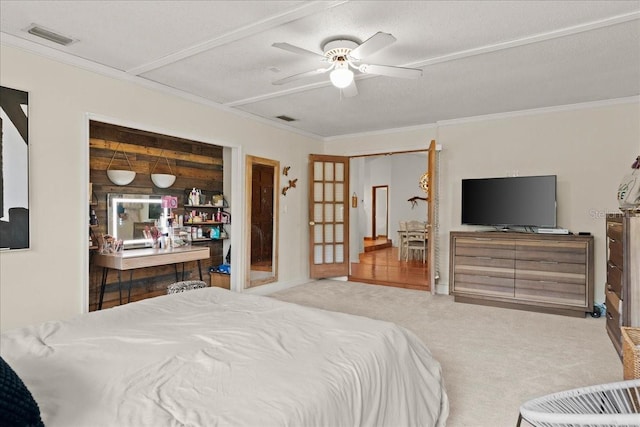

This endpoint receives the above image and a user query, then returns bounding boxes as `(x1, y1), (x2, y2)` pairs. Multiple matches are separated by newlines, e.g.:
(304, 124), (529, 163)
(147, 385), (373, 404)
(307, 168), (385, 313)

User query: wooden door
(427, 140), (437, 293)
(309, 155), (350, 278)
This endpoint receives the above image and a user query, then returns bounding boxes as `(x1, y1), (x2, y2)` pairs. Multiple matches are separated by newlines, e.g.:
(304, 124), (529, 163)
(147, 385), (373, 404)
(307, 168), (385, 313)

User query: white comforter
(1, 287), (448, 427)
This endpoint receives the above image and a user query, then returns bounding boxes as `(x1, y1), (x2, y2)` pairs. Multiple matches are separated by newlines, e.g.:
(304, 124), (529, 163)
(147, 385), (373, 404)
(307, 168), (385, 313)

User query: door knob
(309, 221), (315, 225)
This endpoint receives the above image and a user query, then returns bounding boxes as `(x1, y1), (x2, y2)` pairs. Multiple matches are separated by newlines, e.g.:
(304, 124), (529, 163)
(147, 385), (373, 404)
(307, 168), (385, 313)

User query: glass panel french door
(309, 155), (349, 279)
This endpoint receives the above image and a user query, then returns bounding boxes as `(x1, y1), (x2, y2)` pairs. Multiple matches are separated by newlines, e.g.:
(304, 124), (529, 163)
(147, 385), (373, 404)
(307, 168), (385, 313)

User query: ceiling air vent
(25, 24), (76, 46)
(276, 115), (296, 122)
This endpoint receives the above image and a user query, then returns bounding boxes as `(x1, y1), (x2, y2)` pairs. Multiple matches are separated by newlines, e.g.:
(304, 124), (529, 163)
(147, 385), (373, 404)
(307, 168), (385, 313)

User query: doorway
(372, 185), (388, 240)
(245, 155), (279, 288)
(347, 143), (437, 291)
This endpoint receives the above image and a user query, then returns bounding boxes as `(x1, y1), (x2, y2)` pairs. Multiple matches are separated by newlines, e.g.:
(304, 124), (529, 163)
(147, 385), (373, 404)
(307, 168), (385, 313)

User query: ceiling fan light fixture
(329, 63), (354, 89)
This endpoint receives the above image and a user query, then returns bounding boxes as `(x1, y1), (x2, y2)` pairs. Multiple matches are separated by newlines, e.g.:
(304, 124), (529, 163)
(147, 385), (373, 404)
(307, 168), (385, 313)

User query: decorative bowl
(107, 170), (136, 186)
(151, 173), (176, 188)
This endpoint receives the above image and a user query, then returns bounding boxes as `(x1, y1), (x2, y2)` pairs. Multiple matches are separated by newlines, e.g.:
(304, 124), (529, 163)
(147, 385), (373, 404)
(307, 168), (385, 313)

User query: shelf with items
(177, 224), (229, 242)
(185, 188), (228, 209)
(183, 204), (230, 224)
(184, 220), (225, 225)
(184, 204), (227, 209)
(180, 189), (231, 243)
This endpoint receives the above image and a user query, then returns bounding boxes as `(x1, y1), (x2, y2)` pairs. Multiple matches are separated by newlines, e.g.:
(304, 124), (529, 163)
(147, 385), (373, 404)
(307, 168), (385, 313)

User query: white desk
(94, 246), (210, 309)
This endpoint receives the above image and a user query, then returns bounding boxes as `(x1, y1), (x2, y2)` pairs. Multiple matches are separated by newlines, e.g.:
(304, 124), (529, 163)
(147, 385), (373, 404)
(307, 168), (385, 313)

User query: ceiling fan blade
(359, 63), (423, 79)
(349, 32), (396, 60)
(272, 68), (331, 85)
(272, 42), (326, 60)
(341, 80), (358, 98)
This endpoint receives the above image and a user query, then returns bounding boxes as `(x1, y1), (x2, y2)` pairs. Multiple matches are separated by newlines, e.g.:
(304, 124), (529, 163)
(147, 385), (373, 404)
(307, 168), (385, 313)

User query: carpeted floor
(269, 279), (622, 427)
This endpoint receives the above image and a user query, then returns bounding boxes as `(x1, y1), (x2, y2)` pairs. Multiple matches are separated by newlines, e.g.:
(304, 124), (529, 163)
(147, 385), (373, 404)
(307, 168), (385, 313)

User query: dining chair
(405, 229), (427, 262)
(398, 221), (408, 260)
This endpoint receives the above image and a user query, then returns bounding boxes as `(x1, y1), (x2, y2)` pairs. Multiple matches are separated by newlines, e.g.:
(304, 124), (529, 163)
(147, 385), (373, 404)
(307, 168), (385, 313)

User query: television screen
(461, 175), (557, 227)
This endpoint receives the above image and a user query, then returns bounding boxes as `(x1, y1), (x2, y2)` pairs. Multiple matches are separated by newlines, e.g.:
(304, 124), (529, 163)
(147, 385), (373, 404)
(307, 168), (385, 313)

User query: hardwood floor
(349, 243), (430, 291)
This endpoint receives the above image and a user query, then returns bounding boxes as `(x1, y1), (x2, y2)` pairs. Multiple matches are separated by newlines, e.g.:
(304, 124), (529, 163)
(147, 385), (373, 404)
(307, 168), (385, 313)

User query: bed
(0, 287), (448, 426)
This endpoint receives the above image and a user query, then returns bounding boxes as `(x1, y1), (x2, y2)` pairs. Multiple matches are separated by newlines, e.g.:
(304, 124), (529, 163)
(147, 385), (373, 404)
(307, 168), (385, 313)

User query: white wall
(389, 153), (429, 239)
(362, 156), (391, 238)
(0, 45), (323, 331)
(326, 101), (640, 302)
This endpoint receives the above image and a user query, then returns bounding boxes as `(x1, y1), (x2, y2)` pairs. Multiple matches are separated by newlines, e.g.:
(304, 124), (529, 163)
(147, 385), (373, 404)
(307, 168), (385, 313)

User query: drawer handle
(538, 280), (558, 284)
(607, 311), (614, 320)
(477, 256), (493, 260)
(609, 239), (617, 243)
(474, 238), (493, 241)
(540, 261), (558, 265)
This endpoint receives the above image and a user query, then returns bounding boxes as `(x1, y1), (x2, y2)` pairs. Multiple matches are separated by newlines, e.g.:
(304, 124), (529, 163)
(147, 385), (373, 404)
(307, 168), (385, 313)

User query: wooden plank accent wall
(89, 121), (225, 311)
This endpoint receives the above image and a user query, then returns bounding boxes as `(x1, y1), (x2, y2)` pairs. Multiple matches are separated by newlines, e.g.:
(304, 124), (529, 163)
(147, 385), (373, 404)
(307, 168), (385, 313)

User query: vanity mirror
(107, 193), (163, 247)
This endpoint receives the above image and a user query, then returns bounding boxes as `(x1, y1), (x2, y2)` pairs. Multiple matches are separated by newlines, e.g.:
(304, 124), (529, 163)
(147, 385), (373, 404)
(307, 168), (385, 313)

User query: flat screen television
(461, 175), (557, 228)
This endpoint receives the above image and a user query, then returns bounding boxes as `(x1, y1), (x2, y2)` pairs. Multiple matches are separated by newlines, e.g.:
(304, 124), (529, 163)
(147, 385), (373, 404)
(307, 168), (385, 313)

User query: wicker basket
(621, 327), (640, 380)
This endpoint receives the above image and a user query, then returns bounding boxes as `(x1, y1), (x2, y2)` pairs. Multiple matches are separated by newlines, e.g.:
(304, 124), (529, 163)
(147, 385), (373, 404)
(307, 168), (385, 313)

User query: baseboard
(435, 283), (449, 295)
(454, 295), (588, 318)
(243, 278), (312, 296)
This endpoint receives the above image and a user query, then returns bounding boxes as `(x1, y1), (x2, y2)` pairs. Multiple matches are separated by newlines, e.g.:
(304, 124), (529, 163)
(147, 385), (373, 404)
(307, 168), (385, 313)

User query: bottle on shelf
(90, 209), (98, 226)
(189, 188), (199, 206)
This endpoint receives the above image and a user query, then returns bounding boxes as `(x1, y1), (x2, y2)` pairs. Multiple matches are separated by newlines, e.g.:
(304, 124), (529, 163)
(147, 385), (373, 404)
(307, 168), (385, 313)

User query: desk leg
(174, 264), (179, 282)
(197, 260), (203, 281)
(118, 270), (122, 305)
(181, 263), (186, 281)
(127, 271), (133, 303)
(98, 267), (108, 310)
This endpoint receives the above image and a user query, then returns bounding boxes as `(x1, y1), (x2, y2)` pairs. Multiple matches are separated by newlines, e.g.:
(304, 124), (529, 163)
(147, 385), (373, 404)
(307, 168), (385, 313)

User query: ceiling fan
(272, 32), (423, 97)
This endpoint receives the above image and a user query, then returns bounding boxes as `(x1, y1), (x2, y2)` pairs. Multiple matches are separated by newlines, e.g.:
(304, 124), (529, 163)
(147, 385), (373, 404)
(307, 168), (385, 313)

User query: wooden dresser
(605, 212), (640, 356)
(450, 231), (594, 317)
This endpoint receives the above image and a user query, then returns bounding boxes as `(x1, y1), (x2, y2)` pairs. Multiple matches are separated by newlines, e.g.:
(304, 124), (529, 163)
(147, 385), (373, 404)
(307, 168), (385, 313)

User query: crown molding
(323, 96), (639, 141)
(436, 96), (640, 127)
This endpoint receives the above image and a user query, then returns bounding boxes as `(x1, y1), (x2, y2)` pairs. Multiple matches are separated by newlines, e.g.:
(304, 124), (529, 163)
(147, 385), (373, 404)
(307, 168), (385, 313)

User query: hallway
(348, 244), (430, 291)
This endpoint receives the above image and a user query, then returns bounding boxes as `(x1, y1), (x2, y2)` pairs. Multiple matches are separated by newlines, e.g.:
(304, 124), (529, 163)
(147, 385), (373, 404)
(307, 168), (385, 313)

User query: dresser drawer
(607, 220), (623, 242)
(605, 290), (621, 345)
(515, 278), (586, 306)
(452, 271), (515, 298)
(608, 238), (623, 268)
(606, 262), (623, 299)
(453, 237), (515, 260)
(516, 240), (586, 264)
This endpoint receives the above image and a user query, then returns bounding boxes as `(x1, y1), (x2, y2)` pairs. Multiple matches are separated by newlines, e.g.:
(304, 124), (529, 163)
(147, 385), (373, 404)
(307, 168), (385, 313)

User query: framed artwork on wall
(0, 86), (29, 250)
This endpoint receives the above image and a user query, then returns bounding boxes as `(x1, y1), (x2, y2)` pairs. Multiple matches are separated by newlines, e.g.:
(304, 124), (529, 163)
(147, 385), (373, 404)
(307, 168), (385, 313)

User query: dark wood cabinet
(605, 212), (640, 356)
(450, 231), (594, 317)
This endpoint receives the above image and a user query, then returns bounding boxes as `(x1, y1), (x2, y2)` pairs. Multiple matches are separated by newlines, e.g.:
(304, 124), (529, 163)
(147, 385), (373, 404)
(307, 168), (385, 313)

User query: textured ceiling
(1, 0), (639, 139)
